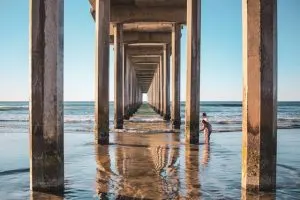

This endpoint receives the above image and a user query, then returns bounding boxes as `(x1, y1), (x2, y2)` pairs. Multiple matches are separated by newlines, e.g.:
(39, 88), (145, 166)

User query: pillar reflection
(30, 191), (63, 200)
(201, 143), (210, 167)
(95, 144), (111, 198)
(185, 144), (201, 199)
(241, 190), (276, 200)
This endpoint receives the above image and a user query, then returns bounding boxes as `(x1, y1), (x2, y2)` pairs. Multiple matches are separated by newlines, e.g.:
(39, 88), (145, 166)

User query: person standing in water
(202, 112), (208, 122)
(200, 113), (212, 143)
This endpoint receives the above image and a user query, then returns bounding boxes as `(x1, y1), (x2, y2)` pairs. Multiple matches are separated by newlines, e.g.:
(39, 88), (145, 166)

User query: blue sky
(0, 0), (299, 101)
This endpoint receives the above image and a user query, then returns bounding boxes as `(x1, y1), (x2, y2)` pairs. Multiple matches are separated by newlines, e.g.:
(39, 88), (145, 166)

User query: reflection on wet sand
(30, 191), (63, 200)
(94, 104), (206, 199)
(201, 143), (210, 166)
(95, 144), (111, 198)
(185, 144), (201, 199)
(241, 189), (276, 200)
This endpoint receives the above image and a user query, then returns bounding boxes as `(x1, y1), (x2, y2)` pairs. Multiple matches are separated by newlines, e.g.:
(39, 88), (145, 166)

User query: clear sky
(0, 0), (299, 101)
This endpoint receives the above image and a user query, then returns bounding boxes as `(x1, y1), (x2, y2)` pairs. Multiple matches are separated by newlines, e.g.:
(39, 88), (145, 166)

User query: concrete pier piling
(171, 24), (181, 129)
(163, 44), (171, 120)
(30, 0), (64, 192)
(160, 54), (164, 116)
(185, 0), (201, 144)
(123, 44), (130, 120)
(114, 23), (124, 129)
(242, 0), (277, 192)
(94, 0), (110, 144)
(28, 0), (279, 193)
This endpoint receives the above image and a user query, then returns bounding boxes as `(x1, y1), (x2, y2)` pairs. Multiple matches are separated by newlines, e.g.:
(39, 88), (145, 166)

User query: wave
(0, 168), (29, 176)
(115, 128), (179, 134)
(0, 119), (28, 122)
(0, 106), (28, 111)
(200, 103), (242, 107)
(214, 120), (241, 125)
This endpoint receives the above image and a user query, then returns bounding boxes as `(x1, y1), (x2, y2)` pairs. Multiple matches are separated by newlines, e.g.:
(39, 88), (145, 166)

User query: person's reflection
(201, 143), (211, 167)
(95, 144), (111, 198)
(241, 189), (276, 200)
(30, 191), (63, 200)
(185, 144), (201, 199)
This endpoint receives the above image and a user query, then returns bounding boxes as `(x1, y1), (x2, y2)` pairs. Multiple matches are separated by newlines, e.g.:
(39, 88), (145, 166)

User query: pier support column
(114, 23), (124, 129)
(185, 0), (201, 144)
(157, 63), (161, 114)
(156, 69), (159, 112)
(163, 44), (171, 120)
(171, 24), (181, 129)
(128, 68), (133, 116)
(123, 44), (129, 120)
(160, 55), (164, 116)
(242, 0), (277, 192)
(30, 0), (64, 192)
(154, 71), (157, 111)
(95, 0), (110, 144)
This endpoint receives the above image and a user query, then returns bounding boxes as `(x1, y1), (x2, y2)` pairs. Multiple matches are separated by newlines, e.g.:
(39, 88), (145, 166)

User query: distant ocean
(0, 101), (299, 134)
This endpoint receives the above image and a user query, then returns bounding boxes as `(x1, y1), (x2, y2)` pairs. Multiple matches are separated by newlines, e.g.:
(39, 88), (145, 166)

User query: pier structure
(89, 0), (187, 139)
(28, 0), (278, 194)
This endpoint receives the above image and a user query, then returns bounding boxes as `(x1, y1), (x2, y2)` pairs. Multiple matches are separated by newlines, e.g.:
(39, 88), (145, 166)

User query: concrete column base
(163, 114), (171, 121)
(96, 134), (109, 145)
(123, 114), (130, 120)
(172, 119), (181, 129)
(185, 121), (199, 144)
(114, 119), (123, 129)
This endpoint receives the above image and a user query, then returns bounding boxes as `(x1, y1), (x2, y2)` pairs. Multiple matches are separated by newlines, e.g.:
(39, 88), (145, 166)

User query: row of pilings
(28, 0), (278, 195)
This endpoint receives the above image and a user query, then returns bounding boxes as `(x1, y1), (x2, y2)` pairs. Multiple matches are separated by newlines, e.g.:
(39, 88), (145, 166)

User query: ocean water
(1, 101), (300, 134)
(0, 102), (300, 199)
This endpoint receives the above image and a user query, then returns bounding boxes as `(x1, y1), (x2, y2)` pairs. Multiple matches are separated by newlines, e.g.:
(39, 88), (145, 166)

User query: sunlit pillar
(30, 0), (64, 192)
(242, 0), (277, 192)
(95, 0), (110, 144)
(185, 0), (201, 144)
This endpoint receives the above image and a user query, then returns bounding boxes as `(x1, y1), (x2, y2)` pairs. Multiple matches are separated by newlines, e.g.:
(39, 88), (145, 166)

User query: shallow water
(0, 104), (300, 199)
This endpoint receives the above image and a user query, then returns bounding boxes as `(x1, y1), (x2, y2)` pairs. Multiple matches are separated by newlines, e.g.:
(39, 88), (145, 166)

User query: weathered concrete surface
(90, 5), (186, 23)
(123, 45), (129, 120)
(242, 0), (277, 192)
(157, 63), (161, 114)
(29, 0), (64, 192)
(185, 0), (201, 144)
(95, 0), (110, 144)
(241, 189), (276, 200)
(126, 46), (164, 56)
(171, 24), (181, 129)
(114, 23), (124, 129)
(109, 32), (171, 44)
(163, 44), (171, 120)
(109, 22), (173, 33)
(160, 55), (164, 116)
